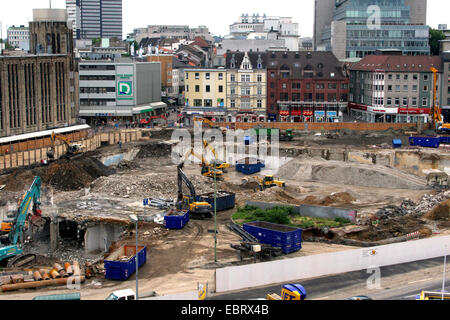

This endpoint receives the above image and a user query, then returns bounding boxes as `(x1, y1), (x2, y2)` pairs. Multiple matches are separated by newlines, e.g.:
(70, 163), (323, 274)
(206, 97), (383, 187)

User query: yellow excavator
(430, 67), (450, 133)
(202, 140), (230, 172)
(190, 150), (224, 181)
(243, 175), (286, 191)
(46, 132), (84, 160)
(194, 117), (227, 135)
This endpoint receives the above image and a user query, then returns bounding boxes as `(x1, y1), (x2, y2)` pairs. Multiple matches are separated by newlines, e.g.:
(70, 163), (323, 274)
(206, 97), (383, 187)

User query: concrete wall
(136, 62), (162, 105)
(217, 122), (419, 131)
(215, 235), (450, 293)
(84, 223), (123, 253)
(395, 150), (450, 177)
(100, 148), (140, 167)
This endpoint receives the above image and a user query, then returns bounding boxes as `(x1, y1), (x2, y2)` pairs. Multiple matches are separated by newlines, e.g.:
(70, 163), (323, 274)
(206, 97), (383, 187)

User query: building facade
(440, 52), (450, 123)
(267, 51), (349, 122)
(0, 55), (78, 138)
(7, 26), (30, 51)
(66, 0), (123, 40)
(184, 69), (227, 120)
(78, 59), (165, 124)
(348, 54), (441, 123)
(146, 54), (173, 98)
(315, 0), (430, 59)
(226, 51), (267, 122)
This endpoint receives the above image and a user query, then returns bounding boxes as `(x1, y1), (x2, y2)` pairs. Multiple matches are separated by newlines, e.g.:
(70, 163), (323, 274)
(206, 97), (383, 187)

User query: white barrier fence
(143, 291), (198, 300)
(216, 235), (450, 293)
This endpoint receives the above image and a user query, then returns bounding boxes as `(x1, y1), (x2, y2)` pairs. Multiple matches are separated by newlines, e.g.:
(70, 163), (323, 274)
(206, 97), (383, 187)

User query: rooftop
(349, 55), (442, 72)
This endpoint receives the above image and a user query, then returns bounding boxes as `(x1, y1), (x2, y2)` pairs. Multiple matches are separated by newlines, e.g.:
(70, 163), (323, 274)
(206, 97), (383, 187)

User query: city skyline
(0, 0), (448, 40)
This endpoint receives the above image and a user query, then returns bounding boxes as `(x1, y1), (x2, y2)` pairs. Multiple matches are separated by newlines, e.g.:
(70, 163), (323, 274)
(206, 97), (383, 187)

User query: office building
(66, 0), (123, 40)
(78, 59), (165, 124)
(314, 0), (430, 59)
(348, 54), (441, 123)
(7, 26), (30, 51)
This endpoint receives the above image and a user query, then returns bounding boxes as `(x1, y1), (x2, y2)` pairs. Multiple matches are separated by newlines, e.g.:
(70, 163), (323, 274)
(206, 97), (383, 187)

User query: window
(230, 74), (235, 82)
(424, 75), (429, 81)
(241, 87), (251, 95)
(194, 99), (202, 106)
(185, 72), (189, 80)
(270, 72), (275, 78)
(204, 99), (212, 107)
(403, 85), (408, 92)
(412, 97), (417, 106)
(270, 82), (275, 89)
(341, 83), (348, 89)
(388, 85), (392, 91)
(387, 97), (392, 106)
(412, 85), (418, 92)
(423, 85), (428, 92)
(422, 98), (428, 106)
(292, 82), (301, 89)
(218, 85), (223, 93)
(186, 85), (189, 92)
(316, 83), (325, 89)
(396, 74), (400, 80)
(257, 74), (262, 82)
(195, 73), (200, 79)
(206, 73), (210, 80)
(231, 87), (236, 95)
(413, 74), (418, 80)
(328, 83), (337, 90)
(195, 85), (200, 92)
(395, 85), (401, 92)
(257, 87), (262, 95)
(206, 85), (210, 92)
(230, 99), (235, 108)
(403, 97), (408, 106)
(395, 97), (400, 106)
(282, 83), (287, 89)
(257, 100), (262, 108)
(404, 74), (408, 80)
(218, 73), (223, 80)
(388, 74), (393, 80)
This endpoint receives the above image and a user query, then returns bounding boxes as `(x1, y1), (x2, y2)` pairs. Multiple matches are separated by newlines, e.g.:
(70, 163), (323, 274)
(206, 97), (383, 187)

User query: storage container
(439, 136), (450, 144)
(164, 211), (190, 230)
(409, 137), (440, 148)
(197, 191), (236, 212)
(392, 139), (402, 148)
(104, 245), (147, 281)
(243, 221), (302, 254)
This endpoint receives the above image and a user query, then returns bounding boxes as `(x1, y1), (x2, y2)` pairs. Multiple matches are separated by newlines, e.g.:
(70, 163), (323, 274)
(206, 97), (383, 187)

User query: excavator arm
(430, 67), (443, 130)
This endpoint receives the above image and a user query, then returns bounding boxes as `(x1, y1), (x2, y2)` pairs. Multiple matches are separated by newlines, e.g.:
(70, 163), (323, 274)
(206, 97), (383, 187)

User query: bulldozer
(243, 175), (286, 191)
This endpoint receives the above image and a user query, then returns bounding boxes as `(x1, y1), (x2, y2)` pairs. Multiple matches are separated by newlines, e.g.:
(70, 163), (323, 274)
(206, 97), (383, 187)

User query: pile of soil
(423, 199), (450, 221)
(301, 192), (355, 207)
(136, 141), (172, 158)
(34, 157), (115, 191)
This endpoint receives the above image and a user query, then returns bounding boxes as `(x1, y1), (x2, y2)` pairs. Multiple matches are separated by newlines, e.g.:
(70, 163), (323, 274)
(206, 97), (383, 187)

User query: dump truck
(104, 245), (147, 281)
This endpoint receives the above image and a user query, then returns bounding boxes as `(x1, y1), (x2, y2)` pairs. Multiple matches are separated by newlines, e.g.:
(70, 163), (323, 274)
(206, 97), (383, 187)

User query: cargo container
(33, 293), (81, 300)
(409, 137), (440, 148)
(243, 221), (302, 254)
(392, 139), (402, 148)
(164, 211), (190, 230)
(197, 191), (236, 212)
(439, 136), (450, 144)
(236, 158), (265, 175)
(104, 245), (147, 281)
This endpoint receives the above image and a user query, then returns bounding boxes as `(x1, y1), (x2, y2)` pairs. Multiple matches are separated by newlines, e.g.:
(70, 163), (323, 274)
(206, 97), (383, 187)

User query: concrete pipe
(64, 263), (73, 275)
(72, 261), (81, 277)
(59, 270), (68, 278)
(49, 269), (60, 279)
(53, 263), (64, 272)
(1, 276), (85, 292)
(33, 271), (43, 281)
(42, 273), (50, 281)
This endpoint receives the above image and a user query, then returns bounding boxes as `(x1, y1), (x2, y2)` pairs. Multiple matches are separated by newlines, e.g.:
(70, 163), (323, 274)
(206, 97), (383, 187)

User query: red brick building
(266, 51), (349, 122)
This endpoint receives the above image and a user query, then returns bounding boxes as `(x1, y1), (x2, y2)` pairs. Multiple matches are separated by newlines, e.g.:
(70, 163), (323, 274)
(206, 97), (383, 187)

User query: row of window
(186, 85), (224, 93)
(380, 97), (429, 107)
(273, 93), (348, 102)
(269, 82), (348, 90)
(360, 72), (429, 81)
(186, 72), (224, 80)
(187, 99), (224, 107)
(229, 100), (263, 109)
(80, 87), (116, 94)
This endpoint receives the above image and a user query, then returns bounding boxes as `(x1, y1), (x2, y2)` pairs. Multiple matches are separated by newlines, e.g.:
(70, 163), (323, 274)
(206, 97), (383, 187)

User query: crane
(429, 67), (450, 133)
(0, 176), (43, 268)
(47, 132), (84, 160)
(202, 140), (230, 172)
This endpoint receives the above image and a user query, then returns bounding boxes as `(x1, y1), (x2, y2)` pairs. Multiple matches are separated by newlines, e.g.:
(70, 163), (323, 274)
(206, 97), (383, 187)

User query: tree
(429, 28), (446, 56)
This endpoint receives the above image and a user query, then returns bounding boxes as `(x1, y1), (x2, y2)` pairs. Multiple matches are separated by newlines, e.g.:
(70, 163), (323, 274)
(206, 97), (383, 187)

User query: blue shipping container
(197, 191), (236, 212)
(104, 245), (147, 281)
(236, 163), (265, 175)
(392, 139), (402, 148)
(164, 211), (190, 230)
(243, 221), (302, 254)
(409, 137), (440, 148)
(439, 136), (450, 144)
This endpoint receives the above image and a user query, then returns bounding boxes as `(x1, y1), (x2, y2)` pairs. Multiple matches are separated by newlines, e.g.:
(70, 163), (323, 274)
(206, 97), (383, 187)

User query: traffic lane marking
(408, 278), (434, 284)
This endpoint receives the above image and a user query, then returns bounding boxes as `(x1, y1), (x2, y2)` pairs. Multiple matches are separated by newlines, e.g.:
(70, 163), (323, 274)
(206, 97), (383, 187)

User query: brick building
(266, 51), (349, 122)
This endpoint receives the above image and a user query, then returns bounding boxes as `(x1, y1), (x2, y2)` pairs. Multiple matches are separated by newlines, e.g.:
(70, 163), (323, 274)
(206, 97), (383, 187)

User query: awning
(79, 110), (116, 116)
(132, 106), (153, 114)
(151, 102), (168, 110)
(0, 124), (91, 145)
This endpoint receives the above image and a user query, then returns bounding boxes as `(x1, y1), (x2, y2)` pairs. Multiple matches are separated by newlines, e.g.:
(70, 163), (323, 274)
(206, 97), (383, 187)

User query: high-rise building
(7, 26), (30, 51)
(314, 0), (430, 59)
(66, 0), (122, 40)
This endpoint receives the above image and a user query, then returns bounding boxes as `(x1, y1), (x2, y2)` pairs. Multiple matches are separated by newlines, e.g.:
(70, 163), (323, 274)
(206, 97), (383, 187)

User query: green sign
(118, 81), (133, 97)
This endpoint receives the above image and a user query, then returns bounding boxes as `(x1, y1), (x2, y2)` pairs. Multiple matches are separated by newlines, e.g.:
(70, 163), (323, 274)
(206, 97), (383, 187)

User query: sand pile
(301, 192), (355, 206)
(424, 199), (450, 221)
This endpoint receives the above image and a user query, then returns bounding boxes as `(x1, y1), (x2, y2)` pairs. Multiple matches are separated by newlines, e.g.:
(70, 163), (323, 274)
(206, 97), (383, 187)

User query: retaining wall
(215, 235), (450, 293)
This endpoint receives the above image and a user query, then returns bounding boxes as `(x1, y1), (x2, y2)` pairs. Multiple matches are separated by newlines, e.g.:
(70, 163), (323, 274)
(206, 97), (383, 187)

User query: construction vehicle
(177, 151), (213, 220)
(267, 284), (307, 300)
(189, 149), (224, 181)
(139, 114), (168, 127)
(194, 117), (227, 134)
(244, 175), (286, 191)
(0, 176), (43, 268)
(47, 132), (84, 160)
(430, 67), (450, 133)
(202, 140), (230, 172)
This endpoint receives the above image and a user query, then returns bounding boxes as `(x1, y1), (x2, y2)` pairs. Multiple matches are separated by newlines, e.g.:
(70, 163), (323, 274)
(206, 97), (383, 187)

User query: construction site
(0, 123), (449, 300)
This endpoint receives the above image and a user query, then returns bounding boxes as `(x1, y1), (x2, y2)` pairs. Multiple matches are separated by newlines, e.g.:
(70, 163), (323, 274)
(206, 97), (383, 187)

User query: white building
(7, 25), (30, 51)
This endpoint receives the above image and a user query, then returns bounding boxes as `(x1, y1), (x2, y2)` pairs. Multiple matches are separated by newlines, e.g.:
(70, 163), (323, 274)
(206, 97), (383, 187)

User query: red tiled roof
(349, 55), (442, 72)
(191, 36), (210, 48)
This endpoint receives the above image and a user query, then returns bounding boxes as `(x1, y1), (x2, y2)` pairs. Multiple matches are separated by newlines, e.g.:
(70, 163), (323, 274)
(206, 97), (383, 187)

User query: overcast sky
(0, 0), (448, 39)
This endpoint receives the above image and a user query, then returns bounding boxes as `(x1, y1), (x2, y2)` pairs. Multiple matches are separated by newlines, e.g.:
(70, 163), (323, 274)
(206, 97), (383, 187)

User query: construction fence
(0, 129), (143, 171)
(217, 122), (420, 132)
(215, 235), (450, 293)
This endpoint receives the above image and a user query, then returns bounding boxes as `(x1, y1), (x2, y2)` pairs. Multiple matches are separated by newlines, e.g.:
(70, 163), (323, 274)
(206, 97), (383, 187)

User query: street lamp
(129, 214), (139, 300)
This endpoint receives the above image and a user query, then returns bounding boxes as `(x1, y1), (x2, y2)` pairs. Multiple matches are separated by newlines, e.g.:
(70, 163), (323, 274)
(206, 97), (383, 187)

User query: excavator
(243, 175), (286, 191)
(0, 176), (43, 268)
(46, 132), (84, 160)
(430, 67), (450, 133)
(194, 117), (227, 135)
(189, 149), (224, 181)
(202, 140), (230, 172)
(176, 151), (213, 220)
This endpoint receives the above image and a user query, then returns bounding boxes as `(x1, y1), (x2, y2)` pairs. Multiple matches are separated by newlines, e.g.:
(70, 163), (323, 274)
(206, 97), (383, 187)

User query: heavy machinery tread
(7, 254), (37, 268)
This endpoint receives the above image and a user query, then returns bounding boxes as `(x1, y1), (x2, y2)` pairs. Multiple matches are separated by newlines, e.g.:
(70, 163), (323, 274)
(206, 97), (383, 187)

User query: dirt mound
(424, 199), (450, 221)
(0, 169), (35, 192)
(301, 192), (355, 206)
(136, 141), (172, 158)
(34, 157), (114, 191)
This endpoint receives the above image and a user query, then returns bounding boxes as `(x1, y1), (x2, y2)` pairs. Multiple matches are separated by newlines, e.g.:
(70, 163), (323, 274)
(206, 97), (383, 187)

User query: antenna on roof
(49, 0), (52, 8)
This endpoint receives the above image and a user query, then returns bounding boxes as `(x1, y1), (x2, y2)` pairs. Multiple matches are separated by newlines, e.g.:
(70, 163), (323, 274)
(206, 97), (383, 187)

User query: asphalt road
(209, 257), (449, 300)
